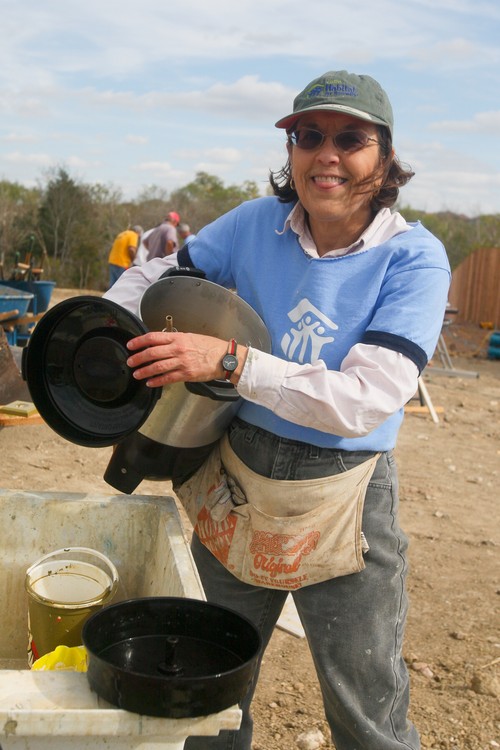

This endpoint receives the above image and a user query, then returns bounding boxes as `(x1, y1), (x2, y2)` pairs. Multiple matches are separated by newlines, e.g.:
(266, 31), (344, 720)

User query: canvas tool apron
(174, 434), (380, 590)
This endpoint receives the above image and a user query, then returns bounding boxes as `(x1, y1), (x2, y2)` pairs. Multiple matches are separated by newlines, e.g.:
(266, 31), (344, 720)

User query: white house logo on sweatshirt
(281, 299), (338, 363)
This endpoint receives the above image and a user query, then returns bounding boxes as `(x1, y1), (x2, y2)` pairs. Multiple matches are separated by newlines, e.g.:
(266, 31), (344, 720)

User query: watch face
(222, 353), (238, 372)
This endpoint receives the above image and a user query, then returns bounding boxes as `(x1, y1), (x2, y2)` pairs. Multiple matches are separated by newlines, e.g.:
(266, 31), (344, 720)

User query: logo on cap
(306, 80), (358, 100)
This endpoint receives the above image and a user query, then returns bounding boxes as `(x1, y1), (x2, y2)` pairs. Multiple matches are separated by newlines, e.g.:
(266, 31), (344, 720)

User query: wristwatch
(222, 338), (238, 380)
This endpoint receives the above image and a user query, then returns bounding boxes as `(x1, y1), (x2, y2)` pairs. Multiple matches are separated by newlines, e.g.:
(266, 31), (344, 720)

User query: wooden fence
(448, 247), (500, 328)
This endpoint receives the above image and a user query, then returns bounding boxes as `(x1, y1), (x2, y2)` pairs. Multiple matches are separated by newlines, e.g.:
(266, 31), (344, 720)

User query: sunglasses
(289, 127), (379, 153)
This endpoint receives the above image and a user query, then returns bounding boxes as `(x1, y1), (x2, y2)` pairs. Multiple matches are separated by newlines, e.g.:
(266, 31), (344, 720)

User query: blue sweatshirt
(183, 197), (451, 450)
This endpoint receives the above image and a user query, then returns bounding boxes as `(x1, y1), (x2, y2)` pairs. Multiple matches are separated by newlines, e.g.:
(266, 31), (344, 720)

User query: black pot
(81, 597), (262, 718)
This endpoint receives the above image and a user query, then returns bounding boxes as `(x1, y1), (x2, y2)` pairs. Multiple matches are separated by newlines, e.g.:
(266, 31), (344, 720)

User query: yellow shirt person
(108, 226), (142, 288)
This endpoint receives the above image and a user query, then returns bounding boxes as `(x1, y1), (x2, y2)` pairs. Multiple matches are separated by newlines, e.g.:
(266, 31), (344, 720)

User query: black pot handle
(158, 268), (238, 402)
(185, 380), (240, 401)
(158, 266), (206, 280)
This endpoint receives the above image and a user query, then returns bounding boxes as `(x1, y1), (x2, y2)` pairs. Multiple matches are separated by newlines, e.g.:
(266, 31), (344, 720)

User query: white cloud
(4, 152), (53, 167)
(86, 76), (291, 122)
(3, 0), (498, 81)
(66, 156), (99, 169)
(0, 0), (499, 215)
(134, 161), (186, 180)
(200, 148), (241, 164)
(403, 173), (500, 216)
(2, 132), (38, 143)
(125, 135), (148, 145)
(409, 0), (500, 19)
(196, 161), (233, 175)
(0, 93), (52, 118)
(135, 161), (173, 173)
(409, 37), (500, 70)
(399, 139), (500, 215)
(430, 111), (500, 133)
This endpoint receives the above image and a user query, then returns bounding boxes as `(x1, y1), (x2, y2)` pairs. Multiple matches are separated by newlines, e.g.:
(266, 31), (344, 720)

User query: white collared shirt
(282, 203), (411, 258)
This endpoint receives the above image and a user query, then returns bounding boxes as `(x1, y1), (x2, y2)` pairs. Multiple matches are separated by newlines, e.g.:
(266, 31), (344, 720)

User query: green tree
(170, 172), (260, 233)
(37, 167), (91, 261)
(0, 181), (41, 277)
(37, 167), (136, 289)
(2, 165), (498, 291)
(134, 185), (170, 231)
(398, 206), (500, 270)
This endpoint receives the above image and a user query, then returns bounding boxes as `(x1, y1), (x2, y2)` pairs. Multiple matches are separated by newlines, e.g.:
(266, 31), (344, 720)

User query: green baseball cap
(275, 70), (393, 137)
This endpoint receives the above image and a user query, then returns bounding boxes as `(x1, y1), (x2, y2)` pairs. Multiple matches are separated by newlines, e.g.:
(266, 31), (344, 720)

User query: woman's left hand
(126, 331), (235, 387)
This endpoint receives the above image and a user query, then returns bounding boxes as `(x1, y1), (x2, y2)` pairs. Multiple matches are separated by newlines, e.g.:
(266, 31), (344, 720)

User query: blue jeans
(108, 263), (126, 289)
(185, 419), (420, 750)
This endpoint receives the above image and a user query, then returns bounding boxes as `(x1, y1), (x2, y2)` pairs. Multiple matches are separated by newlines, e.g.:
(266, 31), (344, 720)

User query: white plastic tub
(0, 489), (241, 749)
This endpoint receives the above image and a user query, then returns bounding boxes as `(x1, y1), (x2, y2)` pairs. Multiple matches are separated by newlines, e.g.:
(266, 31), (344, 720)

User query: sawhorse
(428, 331), (479, 378)
(429, 307), (479, 378)
(416, 377), (440, 424)
(405, 377), (441, 424)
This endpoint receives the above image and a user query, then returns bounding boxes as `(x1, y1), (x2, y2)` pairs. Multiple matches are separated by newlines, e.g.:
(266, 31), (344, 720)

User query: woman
(105, 69), (450, 749)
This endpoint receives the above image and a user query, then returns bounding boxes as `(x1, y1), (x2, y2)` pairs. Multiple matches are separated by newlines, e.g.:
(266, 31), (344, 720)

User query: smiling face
(288, 111), (389, 254)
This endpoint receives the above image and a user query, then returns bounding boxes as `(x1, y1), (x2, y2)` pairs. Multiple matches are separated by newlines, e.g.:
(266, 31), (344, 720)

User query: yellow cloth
(31, 644), (88, 672)
(108, 229), (139, 269)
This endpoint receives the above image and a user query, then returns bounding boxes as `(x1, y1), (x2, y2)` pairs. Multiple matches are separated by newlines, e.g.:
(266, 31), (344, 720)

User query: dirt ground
(0, 289), (499, 749)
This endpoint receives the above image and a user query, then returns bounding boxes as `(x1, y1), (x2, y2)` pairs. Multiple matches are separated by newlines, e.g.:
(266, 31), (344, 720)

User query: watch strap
(223, 338), (238, 380)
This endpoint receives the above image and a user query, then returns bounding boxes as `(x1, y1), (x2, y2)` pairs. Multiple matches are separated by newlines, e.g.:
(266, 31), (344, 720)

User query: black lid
(23, 296), (159, 447)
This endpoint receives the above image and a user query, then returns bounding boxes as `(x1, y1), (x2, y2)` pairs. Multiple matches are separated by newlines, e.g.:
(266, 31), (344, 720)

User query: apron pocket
(175, 435), (379, 590)
(225, 491), (365, 589)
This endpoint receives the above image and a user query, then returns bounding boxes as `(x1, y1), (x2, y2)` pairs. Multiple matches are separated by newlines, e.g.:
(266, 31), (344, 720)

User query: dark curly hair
(269, 126), (414, 212)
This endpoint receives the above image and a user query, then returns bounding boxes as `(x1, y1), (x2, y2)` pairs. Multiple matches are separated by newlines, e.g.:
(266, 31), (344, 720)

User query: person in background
(132, 227), (155, 267)
(178, 223), (197, 247)
(104, 70), (450, 749)
(145, 211), (180, 260)
(107, 225), (142, 288)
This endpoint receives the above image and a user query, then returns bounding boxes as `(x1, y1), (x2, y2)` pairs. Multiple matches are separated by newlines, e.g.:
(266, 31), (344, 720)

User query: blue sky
(1, 0), (499, 217)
